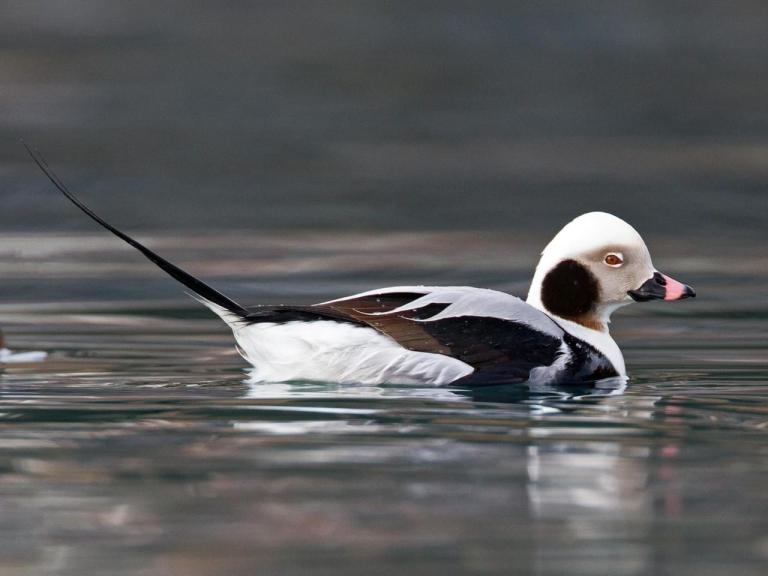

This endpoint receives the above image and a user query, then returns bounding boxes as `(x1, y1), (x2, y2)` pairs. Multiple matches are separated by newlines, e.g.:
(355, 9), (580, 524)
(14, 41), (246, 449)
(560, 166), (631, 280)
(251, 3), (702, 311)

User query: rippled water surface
(2, 3), (767, 573)
(1, 233), (766, 575)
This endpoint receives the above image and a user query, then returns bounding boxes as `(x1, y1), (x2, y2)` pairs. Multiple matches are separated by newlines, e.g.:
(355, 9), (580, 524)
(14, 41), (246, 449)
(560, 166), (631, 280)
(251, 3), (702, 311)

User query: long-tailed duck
(0, 328), (47, 364)
(27, 146), (694, 386)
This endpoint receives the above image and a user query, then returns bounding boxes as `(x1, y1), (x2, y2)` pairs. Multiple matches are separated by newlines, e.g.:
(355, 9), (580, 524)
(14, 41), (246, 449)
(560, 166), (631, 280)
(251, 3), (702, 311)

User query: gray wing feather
(322, 286), (564, 338)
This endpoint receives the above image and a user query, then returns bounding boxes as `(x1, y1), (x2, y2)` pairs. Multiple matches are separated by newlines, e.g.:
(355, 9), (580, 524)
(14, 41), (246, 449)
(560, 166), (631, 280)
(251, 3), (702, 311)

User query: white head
(527, 212), (694, 332)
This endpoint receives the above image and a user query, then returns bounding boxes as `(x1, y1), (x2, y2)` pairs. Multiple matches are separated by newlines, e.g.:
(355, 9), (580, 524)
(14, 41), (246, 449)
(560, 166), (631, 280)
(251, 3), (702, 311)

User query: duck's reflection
(450, 376), (628, 404)
(242, 374), (629, 404)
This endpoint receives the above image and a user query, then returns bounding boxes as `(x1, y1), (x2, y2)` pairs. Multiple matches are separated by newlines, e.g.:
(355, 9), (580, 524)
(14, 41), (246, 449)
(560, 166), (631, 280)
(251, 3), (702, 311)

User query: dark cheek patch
(541, 259), (599, 318)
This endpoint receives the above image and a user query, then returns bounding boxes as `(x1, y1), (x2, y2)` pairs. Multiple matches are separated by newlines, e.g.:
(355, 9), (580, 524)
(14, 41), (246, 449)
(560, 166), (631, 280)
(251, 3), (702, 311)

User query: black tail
(24, 142), (249, 318)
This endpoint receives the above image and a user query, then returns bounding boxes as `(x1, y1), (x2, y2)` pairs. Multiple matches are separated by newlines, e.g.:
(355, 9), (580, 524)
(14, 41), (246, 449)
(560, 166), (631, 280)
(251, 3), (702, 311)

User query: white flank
(196, 297), (473, 385)
(235, 321), (474, 385)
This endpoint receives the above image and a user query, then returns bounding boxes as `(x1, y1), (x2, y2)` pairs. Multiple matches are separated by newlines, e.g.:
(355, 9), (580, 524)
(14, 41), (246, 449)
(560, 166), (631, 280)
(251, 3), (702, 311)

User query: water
(1, 233), (766, 575)
(1, 3), (768, 573)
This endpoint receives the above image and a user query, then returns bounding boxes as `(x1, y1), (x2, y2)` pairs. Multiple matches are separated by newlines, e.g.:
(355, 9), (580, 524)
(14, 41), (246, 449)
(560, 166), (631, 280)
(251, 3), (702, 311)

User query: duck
(0, 328), (47, 364)
(26, 145), (694, 386)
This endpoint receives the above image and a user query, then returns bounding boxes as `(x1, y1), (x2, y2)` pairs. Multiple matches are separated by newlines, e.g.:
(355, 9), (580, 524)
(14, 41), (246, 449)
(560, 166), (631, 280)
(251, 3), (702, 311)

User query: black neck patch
(540, 259), (599, 319)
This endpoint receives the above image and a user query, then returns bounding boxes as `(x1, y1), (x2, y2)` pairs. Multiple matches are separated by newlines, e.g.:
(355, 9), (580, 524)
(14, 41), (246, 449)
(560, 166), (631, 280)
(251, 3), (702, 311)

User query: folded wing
(246, 286), (566, 382)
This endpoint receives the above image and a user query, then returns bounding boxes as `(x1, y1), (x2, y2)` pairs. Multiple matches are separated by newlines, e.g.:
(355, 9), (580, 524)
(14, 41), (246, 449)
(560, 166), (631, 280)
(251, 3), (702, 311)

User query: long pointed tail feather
(24, 142), (249, 319)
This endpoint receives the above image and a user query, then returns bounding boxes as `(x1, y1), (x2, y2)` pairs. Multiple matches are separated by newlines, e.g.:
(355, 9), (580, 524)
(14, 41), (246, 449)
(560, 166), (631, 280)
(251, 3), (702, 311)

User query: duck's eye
(604, 253), (624, 267)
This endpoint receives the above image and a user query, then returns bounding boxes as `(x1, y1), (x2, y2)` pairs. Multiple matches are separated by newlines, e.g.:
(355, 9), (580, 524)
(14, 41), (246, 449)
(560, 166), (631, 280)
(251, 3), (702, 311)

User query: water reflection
(452, 376), (628, 405)
(2, 364), (768, 575)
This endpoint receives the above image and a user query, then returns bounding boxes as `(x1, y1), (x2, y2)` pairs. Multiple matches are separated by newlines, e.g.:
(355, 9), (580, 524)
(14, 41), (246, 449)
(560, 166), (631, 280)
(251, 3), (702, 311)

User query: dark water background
(1, 3), (767, 575)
